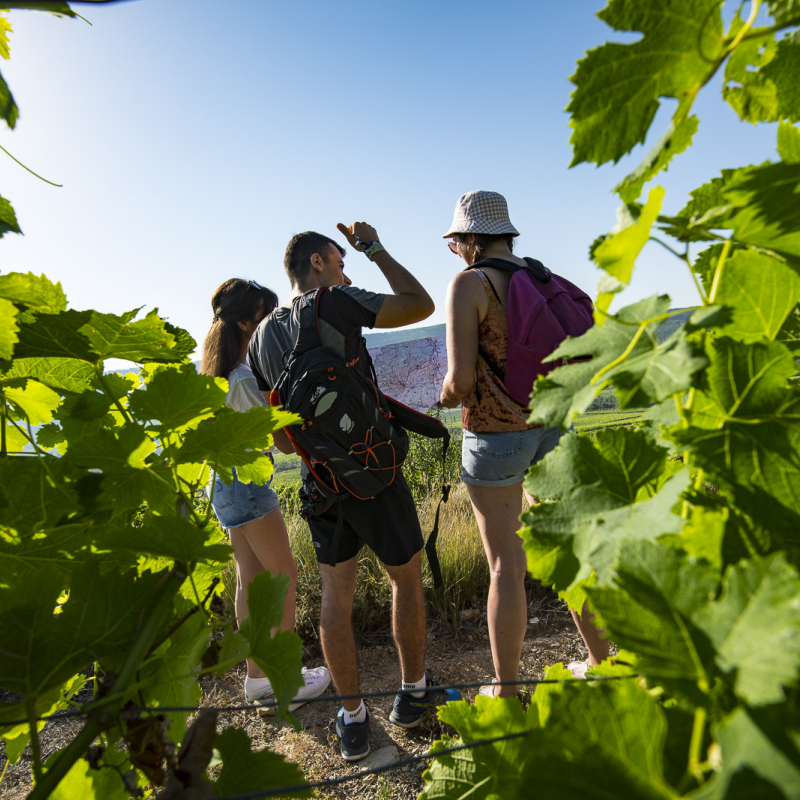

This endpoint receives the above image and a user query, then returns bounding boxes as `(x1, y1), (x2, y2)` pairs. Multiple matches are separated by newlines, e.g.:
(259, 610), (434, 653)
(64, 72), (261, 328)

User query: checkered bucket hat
(443, 190), (520, 237)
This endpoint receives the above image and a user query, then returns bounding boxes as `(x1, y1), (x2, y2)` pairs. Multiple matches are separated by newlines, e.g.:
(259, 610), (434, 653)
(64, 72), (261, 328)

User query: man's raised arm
(336, 222), (434, 328)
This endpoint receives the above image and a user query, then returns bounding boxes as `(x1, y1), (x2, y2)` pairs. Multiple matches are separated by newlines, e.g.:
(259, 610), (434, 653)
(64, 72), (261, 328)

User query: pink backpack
(468, 258), (594, 407)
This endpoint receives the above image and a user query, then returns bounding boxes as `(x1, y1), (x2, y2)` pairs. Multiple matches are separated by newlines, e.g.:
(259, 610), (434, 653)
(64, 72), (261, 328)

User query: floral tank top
(461, 269), (541, 433)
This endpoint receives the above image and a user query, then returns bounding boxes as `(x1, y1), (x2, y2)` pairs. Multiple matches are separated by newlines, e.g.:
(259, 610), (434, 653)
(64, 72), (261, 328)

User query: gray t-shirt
(248, 285), (384, 392)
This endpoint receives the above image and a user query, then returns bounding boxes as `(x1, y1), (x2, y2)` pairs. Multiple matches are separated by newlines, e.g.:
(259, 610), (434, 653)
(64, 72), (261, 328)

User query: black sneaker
(335, 708), (370, 762)
(389, 675), (461, 729)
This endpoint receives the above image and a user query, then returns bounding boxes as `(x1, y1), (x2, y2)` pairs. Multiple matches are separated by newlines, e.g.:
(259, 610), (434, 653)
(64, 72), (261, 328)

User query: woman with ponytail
(201, 278), (330, 712)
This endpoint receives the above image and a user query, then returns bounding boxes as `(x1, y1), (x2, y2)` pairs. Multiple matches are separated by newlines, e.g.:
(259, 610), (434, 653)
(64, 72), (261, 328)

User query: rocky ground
(1, 602), (586, 800)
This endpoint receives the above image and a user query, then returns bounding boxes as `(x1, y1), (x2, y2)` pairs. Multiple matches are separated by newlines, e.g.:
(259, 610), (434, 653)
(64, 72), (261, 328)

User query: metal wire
(213, 730), (532, 800)
(0, 674), (637, 728)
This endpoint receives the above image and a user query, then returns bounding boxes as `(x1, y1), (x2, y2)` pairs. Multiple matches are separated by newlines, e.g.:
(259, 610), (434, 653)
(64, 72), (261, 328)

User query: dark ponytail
(200, 279), (278, 379)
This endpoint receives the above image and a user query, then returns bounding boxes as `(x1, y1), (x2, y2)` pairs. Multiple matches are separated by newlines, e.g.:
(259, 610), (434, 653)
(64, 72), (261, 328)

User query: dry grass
(220, 482), (557, 648)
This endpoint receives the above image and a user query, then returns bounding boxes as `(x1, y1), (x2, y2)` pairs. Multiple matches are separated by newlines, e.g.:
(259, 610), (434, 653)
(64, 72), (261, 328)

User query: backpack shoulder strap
(522, 257), (552, 283)
(468, 257), (552, 284)
(292, 288), (326, 354)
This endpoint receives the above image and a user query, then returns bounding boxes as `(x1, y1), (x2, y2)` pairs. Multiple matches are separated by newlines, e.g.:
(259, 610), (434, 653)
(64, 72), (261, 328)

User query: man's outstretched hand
(337, 221), (379, 250)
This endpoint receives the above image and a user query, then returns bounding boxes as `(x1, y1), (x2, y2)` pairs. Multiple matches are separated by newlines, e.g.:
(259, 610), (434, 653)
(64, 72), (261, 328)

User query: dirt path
(1, 609), (586, 800)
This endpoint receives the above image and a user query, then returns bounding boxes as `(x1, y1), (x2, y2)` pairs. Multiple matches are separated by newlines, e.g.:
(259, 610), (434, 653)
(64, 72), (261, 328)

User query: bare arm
(336, 221), (434, 328)
(261, 390), (297, 454)
(439, 271), (485, 407)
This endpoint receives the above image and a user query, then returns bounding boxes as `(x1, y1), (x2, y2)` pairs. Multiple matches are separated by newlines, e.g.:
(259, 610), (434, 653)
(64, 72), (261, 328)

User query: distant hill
(364, 309), (693, 348)
(364, 323), (445, 348)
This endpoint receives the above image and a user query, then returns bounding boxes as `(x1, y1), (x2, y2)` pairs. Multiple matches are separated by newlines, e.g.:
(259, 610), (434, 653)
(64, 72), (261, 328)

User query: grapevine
(422, 2), (800, 798)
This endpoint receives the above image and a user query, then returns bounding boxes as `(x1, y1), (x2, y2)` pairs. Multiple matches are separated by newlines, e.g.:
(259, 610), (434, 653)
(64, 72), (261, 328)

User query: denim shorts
(461, 426), (561, 488)
(210, 464), (280, 530)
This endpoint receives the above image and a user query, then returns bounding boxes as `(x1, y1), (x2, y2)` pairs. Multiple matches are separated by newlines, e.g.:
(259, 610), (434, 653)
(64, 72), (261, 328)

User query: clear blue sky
(1, 0), (782, 357)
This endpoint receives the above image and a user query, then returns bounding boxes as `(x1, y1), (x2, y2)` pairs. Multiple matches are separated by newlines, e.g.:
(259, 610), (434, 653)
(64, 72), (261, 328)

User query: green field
(269, 406), (644, 487)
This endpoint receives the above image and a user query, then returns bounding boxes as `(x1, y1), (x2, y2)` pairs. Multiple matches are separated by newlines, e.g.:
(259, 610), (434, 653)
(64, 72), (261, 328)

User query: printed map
(369, 336), (447, 413)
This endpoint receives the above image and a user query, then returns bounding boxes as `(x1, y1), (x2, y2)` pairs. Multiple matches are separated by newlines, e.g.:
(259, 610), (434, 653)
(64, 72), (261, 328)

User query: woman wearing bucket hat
(438, 190), (609, 695)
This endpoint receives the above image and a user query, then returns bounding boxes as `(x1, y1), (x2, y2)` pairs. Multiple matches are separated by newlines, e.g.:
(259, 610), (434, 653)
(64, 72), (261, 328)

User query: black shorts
(306, 471), (424, 567)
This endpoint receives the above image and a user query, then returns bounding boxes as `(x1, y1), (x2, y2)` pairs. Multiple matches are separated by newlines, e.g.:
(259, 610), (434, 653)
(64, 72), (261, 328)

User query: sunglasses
(447, 240), (460, 255)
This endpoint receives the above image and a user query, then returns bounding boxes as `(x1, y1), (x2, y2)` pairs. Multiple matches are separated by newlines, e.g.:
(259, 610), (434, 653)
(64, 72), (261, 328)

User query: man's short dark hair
(284, 231), (345, 284)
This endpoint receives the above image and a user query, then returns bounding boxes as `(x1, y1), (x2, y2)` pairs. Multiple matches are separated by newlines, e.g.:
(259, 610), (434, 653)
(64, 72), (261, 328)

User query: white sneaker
(567, 660), (589, 680)
(250, 666), (331, 715)
(477, 678), (499, 698)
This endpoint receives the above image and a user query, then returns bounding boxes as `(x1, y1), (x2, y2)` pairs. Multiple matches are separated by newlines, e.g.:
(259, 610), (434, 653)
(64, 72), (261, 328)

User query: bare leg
(229, 508), (298, 679)
(523, 488), (611, 668)
(570, 604), (610, 665)
(383, 552), (426, 683)
(467, 481), (528, 698)
(319, 556), (360, 711)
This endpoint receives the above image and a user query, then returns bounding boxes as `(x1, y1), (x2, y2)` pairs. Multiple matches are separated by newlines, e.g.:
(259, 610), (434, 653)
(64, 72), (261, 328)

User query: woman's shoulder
(227, 363), (253, 384)
(449, 268), (485, 293)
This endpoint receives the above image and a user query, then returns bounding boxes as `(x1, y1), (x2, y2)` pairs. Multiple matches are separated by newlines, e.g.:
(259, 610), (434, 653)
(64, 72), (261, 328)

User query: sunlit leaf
(5, 379), (61, 425)
(46, 746), (131, 800)
(0, 297), (19, 360)
(79, 308), (184, 364)
(668, 337), (800, 532)
(0, 674), (87, 764)
(529, 296), (705, 430)
(421, 697), (532, 800)
(520, 429), (688, 604)
(711, 249), (800, 342)
(0, 272), (67, 313)
(0, 12), (11, 60)
(616, 106), (697, 203)
(567, 0), (723, 168)
(129, 363), (228, 431)
(778, 121), (800, 162)
(723, 23), (781, 123)
(0, 357), (95, 393)
(589, 540), (719, 703)
(593, 187), (665, 318)
(239, 572), (303, 716)
(177, 405), (299, 470)
(213, 727), (309, 797)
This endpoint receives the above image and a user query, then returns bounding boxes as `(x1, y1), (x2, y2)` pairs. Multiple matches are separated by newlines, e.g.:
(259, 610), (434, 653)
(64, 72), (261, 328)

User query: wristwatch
(362, 240), (386, 260)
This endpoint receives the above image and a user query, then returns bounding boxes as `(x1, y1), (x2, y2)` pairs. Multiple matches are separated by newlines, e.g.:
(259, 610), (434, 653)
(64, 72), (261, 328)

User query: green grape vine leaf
(129, 362), (228, 432)
(592, 187), (664, 317)
(0, 674), (87, 764)
(567, 0), (724, 168)
(238, 572), (304, 716)
(0, 272), (67, 313)
(688, 705), (800, 799)
(721, 17), (800, 124)
(0, 563), (174, 698)
(709, 249), (800, 342)
(668, 337), (800, 534)
(138, 606), (211, 744)
(213, 727), (310, 797)
(529, 295), (706, 430)
(693, 553), (800, 706)
(778, 120), (800, 161)
(615, 106), (698, 203)
(520, 428), (688, 608)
